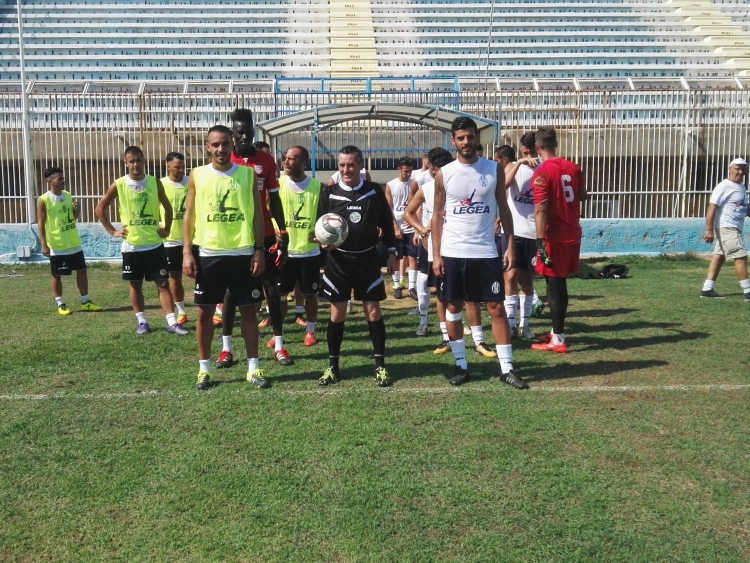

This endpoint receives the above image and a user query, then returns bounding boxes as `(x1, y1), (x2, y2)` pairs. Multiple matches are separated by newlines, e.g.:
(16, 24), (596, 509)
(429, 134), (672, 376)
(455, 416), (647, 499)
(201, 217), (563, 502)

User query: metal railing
(1, 79), (749, 224)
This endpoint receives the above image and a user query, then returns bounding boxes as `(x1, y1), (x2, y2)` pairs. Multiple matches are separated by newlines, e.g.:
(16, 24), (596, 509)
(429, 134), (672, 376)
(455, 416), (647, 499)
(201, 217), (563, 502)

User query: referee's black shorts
(320, 246), (386, 303)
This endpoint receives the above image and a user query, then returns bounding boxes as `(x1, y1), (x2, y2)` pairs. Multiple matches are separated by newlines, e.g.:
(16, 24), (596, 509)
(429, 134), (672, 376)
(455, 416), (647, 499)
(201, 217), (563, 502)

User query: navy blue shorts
(437, 256), (505, 303)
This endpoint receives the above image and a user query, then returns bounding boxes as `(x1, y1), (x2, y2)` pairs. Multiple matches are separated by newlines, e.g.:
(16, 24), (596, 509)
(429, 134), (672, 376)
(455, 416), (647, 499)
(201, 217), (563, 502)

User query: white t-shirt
(506, 162), (538, 240)
(440, 157), (498, 259)
(330, 169), (367, 184)
(387, 177), (414, 233)
(711, 179), (748, 230)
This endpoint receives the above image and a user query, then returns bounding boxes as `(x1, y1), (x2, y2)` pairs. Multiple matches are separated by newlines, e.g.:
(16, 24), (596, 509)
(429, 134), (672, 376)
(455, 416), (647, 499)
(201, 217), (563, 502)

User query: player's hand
(536, 238), (553, 268)
(157, 227), (169, 238)
(72, 201), (79, 212)
(270, 231), (289, 267)
(112, 226), (128, 238)
(183, 252), (197, 279)
(386, 253), (398, 276)
(251, 250), (265, 277)
(521, 156), (540, 167)
(41, 244), (50, 257)
(704, 229), (715, 243)
(432, 256), (445, 278)
(503, 246), (515, 271)
(395, 227), (403, 240)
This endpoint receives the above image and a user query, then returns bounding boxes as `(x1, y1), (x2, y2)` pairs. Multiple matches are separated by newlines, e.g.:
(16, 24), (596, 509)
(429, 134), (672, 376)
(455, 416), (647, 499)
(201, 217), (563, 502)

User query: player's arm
(403, 189), (428, 236)
(384, 183), (402, 239)
(250, 175), (265, 277)
(156, 179), (172, 238)
(408, 178), (419, 200)
(704, 203), (718, 243)
(36, 198), (50, 256)
(577, 168), (589, 202)
(96, 183), (127, 238)
(533, 172), (553, 267)
(72, 197), (80, 219)
(182, 171), (198, 278)
(431, 169), (446, 277)
(376, 187), (399, 275)
(495, 163), (515, 270)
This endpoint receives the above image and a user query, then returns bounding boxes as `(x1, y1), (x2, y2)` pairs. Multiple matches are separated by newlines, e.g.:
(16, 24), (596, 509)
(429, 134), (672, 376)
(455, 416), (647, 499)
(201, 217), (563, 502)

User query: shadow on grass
(574, 328), (709, 351)
(566, 321), (683, 334)
(519, 359), (670, 382)
(566, 308), (638, 318)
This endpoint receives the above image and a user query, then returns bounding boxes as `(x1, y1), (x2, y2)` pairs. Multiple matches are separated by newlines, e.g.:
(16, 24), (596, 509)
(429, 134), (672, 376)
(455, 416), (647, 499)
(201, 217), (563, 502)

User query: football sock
(199, 359), (211, 373)
(552, 332), (565, 345)
(702, 280), (715, 291)
(175, 301), (186, 315)
(449, 339), (468, 369)
(247, 358), (259, 372)
(533, 290), (540, 305)
(519, 293), (532, 327)
(215, 304), (222, 316)
(408, 269), (417, 290)
(496, 344), (514, 373)
(368, 318), (386, 368)
(504, 295), (518, 329)
(166, 313), (177, 327)
(470, 325), (484, 346)
(306, 321), (316, 333)
(417, 271), (430, 324)
(545, 276), (568, 335)
(439, 321), (449, 340)
(55, 296), (65, 307)
(740, 279), (750, 294)
(80, 295), (91, 304)
(263, 278), (284, 335)
(392, 271), (401, 288)
(222, 335), (232, 352)
(295, 305), (304, 317)
(327, 320), (345, 367)
(135, 311), (147, 324)
(274, 335), (284, 352)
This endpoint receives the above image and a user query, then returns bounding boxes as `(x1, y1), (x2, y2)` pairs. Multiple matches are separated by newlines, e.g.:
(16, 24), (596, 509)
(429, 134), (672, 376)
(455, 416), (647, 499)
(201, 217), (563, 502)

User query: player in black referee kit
(318, 146), (399, 387)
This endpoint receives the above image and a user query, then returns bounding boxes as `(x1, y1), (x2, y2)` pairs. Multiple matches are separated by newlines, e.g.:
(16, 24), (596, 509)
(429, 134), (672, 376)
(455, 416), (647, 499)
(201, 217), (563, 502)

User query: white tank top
(507, 163), (538, 240)
(422, 179), (436, 262)
(388, 177), (414, 233)
(440, 157), (498, 259)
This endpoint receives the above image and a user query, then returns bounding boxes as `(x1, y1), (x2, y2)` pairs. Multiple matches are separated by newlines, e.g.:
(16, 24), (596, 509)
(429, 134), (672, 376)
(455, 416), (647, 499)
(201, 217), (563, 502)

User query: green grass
(1, 257), (750, 562)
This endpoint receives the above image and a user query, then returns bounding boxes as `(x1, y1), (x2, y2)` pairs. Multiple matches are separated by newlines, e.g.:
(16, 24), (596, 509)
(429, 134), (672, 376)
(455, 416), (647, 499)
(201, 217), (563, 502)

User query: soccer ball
(315, 213), (349, 247)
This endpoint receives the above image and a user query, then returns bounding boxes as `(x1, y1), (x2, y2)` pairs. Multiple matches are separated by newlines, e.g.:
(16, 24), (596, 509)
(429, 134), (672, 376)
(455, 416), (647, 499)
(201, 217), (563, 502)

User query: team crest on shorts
(531, 256), (537, 267)
(252, 289), (261, 298)
(312, 282), (318, 290)
(349, 212), (362, 223)
(160, 269), (167, 276)
(491, 281), (501, 294)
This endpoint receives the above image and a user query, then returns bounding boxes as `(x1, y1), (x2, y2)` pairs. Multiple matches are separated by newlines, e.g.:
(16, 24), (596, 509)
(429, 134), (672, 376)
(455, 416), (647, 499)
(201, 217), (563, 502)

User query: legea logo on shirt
(453, 189), (490, 215)
(207, 187), (245, 223)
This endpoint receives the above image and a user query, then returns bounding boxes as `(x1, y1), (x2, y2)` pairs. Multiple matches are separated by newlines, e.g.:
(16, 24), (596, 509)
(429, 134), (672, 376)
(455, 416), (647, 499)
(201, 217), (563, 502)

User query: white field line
(1, 384), (749, 401)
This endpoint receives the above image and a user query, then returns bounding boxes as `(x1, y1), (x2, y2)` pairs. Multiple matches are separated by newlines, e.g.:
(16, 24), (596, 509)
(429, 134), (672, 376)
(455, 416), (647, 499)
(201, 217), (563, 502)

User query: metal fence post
(16, 0), (35, 224)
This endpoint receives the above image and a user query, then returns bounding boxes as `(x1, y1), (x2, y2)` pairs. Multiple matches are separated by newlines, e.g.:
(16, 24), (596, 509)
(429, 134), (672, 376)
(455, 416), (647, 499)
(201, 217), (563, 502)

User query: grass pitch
(1, 256), (749, 562)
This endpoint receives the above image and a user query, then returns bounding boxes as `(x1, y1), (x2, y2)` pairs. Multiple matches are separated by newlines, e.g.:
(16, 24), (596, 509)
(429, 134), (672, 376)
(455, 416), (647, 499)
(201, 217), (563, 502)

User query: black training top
(318, 180), (397, 253)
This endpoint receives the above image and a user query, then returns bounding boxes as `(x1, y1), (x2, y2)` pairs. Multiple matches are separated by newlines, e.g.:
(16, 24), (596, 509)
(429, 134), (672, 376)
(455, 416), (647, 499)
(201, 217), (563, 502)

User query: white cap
(730, 158), (748, 168)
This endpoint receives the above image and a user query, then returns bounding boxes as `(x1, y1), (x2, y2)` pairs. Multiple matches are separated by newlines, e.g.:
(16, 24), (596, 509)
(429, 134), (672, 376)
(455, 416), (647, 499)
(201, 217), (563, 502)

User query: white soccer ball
(315, 213), (349, 247)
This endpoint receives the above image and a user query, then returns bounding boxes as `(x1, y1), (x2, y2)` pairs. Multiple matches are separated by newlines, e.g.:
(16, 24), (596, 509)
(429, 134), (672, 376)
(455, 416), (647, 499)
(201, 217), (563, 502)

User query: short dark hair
(450, 116), (478, 135)
(520, 132), (536, 151)
(494, 145), (515, 161)
(165, 152), (184, 163)
(43, 166), (63, 179)
(428, 147), (453, 168)
(253, 141), (270, 151)
(339, 145), (364, 165)
(535, 126), (558, 151)
(124, 146), (143, 158)
(397, 156), (413, 168)
(207, 125), (232, 138)
(230, 107), (254, 125)
(287, 145), (309, 163)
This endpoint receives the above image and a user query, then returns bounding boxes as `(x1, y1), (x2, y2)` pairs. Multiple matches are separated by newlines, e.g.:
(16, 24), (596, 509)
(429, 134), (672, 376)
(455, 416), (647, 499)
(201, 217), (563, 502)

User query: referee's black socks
(368, 318), (386, 368)
(327, 320), (345, 368)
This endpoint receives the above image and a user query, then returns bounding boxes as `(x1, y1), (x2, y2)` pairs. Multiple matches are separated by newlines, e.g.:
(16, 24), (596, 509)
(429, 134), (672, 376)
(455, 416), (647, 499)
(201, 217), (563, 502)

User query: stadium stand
(0, 0), (749, 81)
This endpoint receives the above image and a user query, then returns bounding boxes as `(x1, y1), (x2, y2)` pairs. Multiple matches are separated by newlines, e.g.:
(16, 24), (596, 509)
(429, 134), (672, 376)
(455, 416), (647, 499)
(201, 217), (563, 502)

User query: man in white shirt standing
(701, 158), (749, 300)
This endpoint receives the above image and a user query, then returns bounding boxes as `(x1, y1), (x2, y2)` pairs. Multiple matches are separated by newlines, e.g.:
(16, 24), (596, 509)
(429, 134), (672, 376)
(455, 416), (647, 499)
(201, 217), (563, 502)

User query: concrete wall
(3, 219), (746, 263)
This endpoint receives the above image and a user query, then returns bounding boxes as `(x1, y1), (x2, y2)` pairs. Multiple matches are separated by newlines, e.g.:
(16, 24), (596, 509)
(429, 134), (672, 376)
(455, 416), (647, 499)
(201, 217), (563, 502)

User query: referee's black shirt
(318, 180), (397, 253)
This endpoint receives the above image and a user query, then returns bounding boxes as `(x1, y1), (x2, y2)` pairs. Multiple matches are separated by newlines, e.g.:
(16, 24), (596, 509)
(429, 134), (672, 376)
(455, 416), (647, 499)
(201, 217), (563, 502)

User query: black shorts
(320, 247), (386, 303)
(397, 233), (418, 259)
(50, 250), (86, 276)
(438, 256), (506, 303)
(194, 254), (264, 307)
(165, 245), (183, 273)
(417, 245), (438, 288)
(500, 235), (537, 272)
(122, 246), (169, 282)
(262, 235), (280, 281)
(279, 255), (321, 295)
